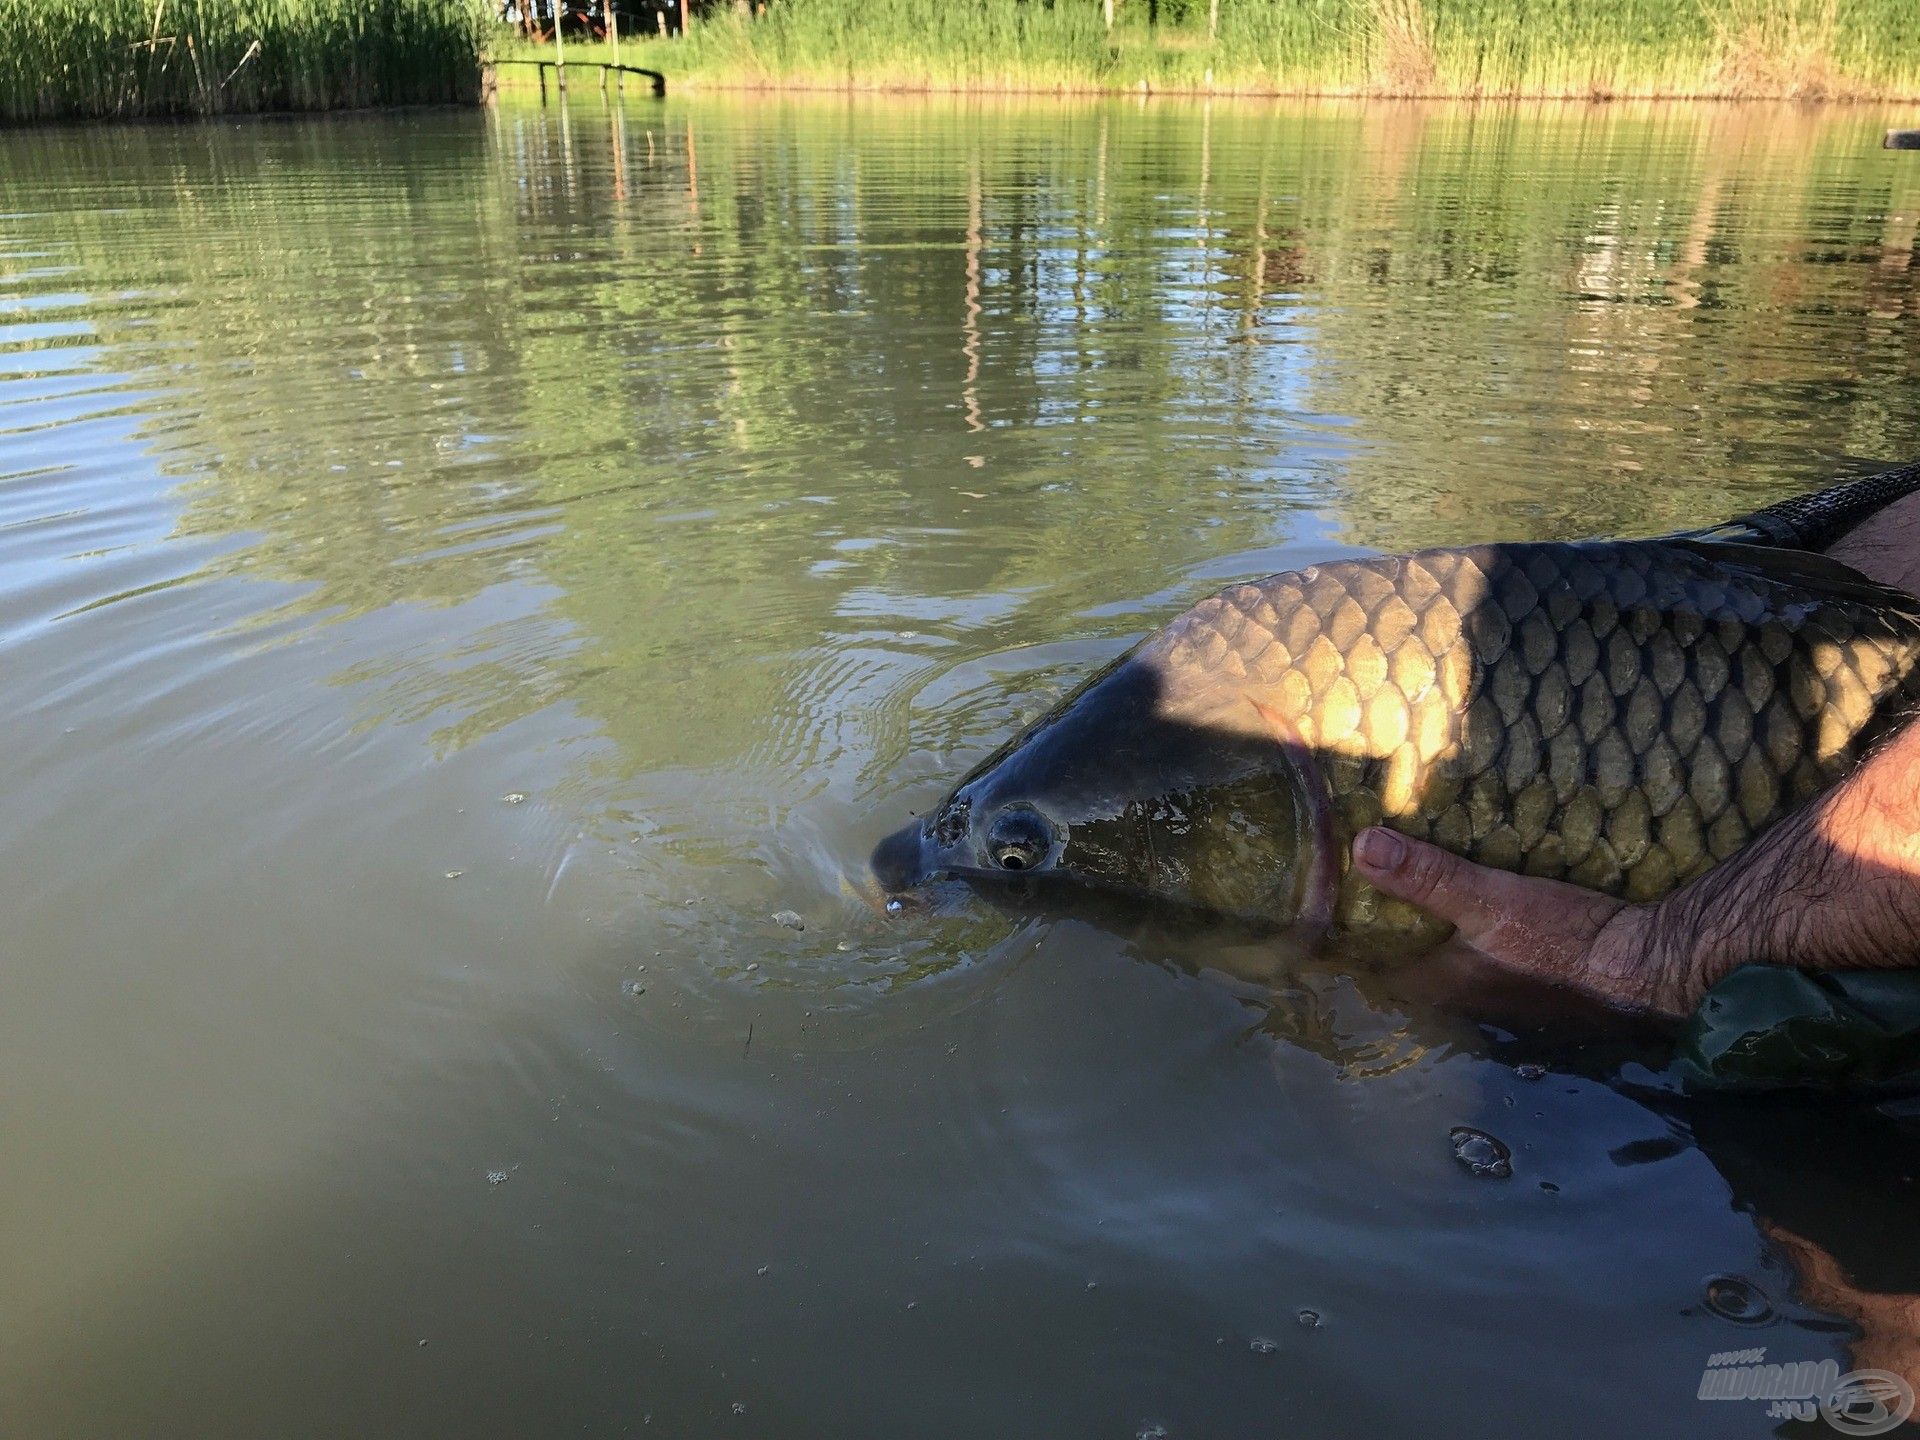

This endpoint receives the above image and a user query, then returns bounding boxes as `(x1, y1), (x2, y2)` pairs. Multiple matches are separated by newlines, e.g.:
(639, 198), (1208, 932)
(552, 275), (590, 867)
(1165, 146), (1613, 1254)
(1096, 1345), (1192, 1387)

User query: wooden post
(552, 0), (567, 89)
(1102, 0), (1112, 31)
(607, 0), (621, 91)
(538, 61), (549, 102)
(678, 0), (689, 35)
(1207, 0), (1217, 41)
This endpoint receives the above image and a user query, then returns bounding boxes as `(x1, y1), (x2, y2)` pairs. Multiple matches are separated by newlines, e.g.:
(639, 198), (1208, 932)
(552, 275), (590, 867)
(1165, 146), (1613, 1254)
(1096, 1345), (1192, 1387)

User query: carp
(871, 466), (1920, 946)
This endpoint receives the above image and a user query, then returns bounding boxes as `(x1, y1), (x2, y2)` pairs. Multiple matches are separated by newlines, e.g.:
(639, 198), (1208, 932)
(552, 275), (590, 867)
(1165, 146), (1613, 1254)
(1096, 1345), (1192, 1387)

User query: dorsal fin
(1662, 539), (1920, 617)
(1678, 462), (1920, 552)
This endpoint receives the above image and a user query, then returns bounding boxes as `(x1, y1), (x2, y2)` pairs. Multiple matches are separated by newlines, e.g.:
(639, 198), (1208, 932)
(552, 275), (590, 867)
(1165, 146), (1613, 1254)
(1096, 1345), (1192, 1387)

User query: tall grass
(540, 0), (1920, 98)
(0, 0), (488, 121)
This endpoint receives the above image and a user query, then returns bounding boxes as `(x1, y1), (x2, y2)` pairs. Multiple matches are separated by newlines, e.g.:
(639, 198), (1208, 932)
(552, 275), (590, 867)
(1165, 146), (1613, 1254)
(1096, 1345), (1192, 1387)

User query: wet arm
(1640, 718), (1920, 998)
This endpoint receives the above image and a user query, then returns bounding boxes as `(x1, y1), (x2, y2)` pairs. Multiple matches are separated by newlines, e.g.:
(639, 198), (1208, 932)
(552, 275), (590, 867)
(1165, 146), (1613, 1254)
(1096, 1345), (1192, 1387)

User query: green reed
(0, 0), (488, 120)
(553, 0), (1920, 98)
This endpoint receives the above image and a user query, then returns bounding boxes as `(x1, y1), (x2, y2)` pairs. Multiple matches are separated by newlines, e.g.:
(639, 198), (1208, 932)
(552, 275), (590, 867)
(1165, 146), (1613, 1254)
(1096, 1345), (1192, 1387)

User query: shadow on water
(971, 865), (1920, 1412)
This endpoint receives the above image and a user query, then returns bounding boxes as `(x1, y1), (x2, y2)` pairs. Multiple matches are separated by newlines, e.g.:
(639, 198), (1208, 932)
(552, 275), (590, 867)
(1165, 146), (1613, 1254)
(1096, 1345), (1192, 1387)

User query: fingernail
(1355, 827), (1404, 872)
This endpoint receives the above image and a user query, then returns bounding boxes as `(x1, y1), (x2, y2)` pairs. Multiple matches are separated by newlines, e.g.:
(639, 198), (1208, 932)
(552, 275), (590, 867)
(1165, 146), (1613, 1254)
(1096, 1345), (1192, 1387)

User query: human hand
(1350, 826), (1697, 1016)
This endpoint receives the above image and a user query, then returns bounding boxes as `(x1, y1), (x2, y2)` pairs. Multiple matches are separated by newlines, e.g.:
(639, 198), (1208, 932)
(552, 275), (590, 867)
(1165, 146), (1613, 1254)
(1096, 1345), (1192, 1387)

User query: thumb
(1350, 826), (1522, 944)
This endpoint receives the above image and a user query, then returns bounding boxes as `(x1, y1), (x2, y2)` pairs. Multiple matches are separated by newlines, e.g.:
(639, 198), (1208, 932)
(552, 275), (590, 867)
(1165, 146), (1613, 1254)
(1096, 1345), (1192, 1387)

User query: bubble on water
(731, 1402), (746, 1416)
(772, 910), (805, 931)
(1704, 1275), (1775, 1325)
(1248, 1336), (1278, 1354)
(1137, 1426), (1169, 1440)
(622, 979), (646, 998)
(756, 1265), (769, 1276)
(1296, 1308), (1322, 1329)
(885, 898), (904, 915)
(445, 870), (464, 880)
(502, 792), (527, 805)
(486, 1169), (510, 1186)
(1515, 1063), (1546, 1081)
(1449, 1126), (1513, 1179)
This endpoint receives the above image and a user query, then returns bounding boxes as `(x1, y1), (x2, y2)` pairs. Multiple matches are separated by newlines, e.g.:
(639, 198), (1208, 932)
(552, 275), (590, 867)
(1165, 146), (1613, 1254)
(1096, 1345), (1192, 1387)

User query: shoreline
(485, 68), (1920, 105)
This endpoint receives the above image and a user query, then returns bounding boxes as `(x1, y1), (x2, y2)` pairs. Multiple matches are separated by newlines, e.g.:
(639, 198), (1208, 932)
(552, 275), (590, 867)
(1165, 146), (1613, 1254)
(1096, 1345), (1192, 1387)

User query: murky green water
(4, 97), (1919, 1437)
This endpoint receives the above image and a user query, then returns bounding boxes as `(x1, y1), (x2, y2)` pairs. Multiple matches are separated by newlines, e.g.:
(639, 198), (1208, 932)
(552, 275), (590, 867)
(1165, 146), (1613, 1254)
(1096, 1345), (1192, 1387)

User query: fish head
(872, 643), (1321, 926)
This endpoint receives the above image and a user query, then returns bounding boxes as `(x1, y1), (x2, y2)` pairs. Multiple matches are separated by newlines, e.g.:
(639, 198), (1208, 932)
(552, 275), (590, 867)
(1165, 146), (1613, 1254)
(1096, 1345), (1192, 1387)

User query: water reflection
(0, 97), (1917, 1436)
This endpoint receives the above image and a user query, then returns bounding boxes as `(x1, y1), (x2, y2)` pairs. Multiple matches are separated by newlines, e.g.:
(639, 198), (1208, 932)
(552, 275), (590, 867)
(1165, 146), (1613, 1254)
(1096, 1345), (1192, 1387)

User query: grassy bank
(500, 0), (1920, 99)
(0, 0), (487, 121)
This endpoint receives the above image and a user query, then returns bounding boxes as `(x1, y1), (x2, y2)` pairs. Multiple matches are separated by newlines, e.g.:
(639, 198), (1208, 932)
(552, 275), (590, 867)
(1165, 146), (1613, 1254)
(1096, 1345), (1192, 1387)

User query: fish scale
(1156, 538), (1920, 937)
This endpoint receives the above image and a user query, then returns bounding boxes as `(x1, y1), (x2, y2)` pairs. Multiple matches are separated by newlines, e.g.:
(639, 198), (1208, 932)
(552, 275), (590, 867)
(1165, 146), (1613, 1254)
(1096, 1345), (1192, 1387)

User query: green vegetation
(2, 0), (1914, 120)
(0, 0), (487, 120)
(506, 0), (1920, 99)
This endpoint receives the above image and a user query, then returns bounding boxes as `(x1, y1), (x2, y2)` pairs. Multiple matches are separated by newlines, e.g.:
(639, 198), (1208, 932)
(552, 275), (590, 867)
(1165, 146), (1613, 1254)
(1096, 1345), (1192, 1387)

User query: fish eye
(985, 806), (1052, 872)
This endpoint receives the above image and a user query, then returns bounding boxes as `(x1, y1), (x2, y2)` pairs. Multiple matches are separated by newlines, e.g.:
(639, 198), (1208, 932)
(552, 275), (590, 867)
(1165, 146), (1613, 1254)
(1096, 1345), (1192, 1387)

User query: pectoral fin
(1248, 697), (1340, 933)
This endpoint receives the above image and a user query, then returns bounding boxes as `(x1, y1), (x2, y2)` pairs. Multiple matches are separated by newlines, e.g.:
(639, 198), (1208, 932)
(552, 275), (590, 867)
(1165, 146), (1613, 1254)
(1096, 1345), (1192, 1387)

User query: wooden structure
(488, 58), (666, 99)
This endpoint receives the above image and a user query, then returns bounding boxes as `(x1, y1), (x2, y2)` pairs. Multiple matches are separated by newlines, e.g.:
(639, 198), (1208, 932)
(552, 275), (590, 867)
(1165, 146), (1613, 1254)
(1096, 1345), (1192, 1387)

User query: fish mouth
(869, 821), (933, 900)
(868, 821), (1036, 913)
(837, 866), (897, 915)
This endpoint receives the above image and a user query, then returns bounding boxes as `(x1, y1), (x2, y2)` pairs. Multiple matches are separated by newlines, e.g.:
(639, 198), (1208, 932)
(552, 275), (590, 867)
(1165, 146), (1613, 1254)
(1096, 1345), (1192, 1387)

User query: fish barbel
(871, 467), (1920, 945)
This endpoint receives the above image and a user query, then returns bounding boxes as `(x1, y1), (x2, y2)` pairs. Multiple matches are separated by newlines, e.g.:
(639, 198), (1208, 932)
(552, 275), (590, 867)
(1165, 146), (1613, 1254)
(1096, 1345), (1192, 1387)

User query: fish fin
(1247, 697), (1340, 934)
(1677, 461), (1920, 553)
(1662, 539), (1920, 615)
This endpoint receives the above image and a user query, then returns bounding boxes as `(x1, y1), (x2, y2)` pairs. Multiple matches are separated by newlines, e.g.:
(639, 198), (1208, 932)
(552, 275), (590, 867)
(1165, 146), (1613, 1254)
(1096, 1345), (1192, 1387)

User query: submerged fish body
(872, 471), (1920, 945)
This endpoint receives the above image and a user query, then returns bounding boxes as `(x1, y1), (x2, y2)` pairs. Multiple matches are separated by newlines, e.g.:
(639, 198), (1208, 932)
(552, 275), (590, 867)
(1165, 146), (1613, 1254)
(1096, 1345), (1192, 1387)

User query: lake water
(3, 97), (1919, 1437)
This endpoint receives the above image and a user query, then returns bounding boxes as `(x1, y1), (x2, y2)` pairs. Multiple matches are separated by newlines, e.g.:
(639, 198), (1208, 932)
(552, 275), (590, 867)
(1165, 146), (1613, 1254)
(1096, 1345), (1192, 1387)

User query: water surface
(3, 97), (1919, 1437)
